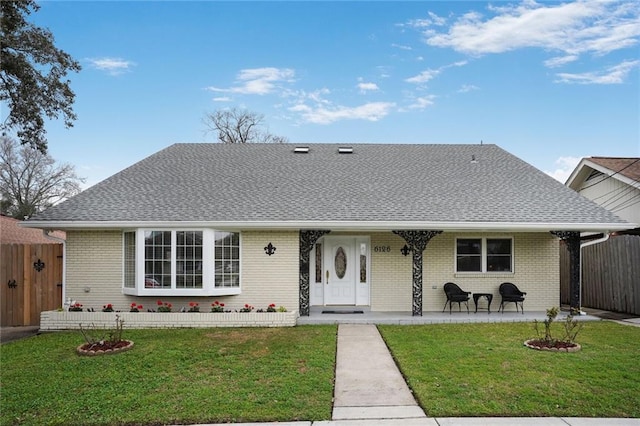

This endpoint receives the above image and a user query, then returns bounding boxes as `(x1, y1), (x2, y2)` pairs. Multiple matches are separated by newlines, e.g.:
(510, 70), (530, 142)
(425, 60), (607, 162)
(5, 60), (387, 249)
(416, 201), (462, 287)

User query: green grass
(0, 326), (337, 426)
(4, 321), (639, 424)
(379, 321), (640, 418)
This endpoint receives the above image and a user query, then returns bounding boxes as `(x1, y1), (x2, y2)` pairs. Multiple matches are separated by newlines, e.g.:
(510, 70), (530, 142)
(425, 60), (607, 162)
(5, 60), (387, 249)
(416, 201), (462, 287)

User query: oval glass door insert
(334, 247), (347, 279)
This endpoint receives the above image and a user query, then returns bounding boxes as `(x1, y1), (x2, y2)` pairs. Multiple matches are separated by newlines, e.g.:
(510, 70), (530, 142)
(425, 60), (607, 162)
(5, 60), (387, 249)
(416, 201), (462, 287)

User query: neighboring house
(22, 144), (631, 316)
(1, 215), (65, 326)
(563, 157), (640, 315)
(1, 215), (66, 244)
(566, 157), (640, 232)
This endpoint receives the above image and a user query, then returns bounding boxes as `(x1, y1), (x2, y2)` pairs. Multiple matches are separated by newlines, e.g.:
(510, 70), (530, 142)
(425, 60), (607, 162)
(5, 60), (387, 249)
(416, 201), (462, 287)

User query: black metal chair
(498, 282), (526, 314)
(442, 282), (471, 314)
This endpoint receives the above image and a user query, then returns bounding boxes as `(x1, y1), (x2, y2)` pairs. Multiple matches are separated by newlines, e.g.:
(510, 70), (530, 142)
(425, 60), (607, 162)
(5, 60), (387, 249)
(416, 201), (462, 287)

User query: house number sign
(373, 246), (391, 253)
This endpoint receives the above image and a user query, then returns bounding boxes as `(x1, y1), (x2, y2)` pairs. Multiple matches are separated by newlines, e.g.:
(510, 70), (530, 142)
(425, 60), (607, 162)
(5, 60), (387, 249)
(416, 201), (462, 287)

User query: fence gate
(1, 244), (63, 326)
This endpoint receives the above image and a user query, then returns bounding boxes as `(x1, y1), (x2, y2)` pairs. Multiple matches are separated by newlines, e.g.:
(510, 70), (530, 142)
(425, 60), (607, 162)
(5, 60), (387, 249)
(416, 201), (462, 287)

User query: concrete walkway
(333, 324), (426, 421)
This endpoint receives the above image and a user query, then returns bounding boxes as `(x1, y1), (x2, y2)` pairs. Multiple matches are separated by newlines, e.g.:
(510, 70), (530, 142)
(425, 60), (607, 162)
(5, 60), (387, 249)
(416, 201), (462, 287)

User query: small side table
(473, 293), (493, 313)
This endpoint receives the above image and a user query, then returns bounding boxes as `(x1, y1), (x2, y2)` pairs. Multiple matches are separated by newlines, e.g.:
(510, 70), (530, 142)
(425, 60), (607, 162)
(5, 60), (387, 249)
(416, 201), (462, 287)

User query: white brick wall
(65, 230), (300, 314)
(240, 231), (299, 311)
(40, 310), (298, 330)
(66, 231), (125, 309)
(65, 230), (559, 315)
(370, 232), (559, 312)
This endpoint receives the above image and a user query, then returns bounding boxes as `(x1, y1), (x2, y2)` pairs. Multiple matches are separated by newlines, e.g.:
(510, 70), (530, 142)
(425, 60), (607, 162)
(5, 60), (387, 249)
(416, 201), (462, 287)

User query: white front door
(324, 237), (357, 305)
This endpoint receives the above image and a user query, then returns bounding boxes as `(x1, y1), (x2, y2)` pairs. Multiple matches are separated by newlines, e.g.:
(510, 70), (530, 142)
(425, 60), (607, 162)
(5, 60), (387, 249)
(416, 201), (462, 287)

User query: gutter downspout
(578, 233), (611, 315)
(42, 230), (67, 310)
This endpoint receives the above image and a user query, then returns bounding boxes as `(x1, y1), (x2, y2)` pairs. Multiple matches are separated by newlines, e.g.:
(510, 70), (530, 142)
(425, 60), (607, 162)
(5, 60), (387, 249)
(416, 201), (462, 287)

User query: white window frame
(122, 229), (241, 296)
(455, 237), (513, 274)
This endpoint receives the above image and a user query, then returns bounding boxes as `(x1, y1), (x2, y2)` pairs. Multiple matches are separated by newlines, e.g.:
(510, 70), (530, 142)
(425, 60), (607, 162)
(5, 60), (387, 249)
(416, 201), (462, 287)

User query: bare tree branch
(203, 108), (288, 144)
(0, 136), (84, 218)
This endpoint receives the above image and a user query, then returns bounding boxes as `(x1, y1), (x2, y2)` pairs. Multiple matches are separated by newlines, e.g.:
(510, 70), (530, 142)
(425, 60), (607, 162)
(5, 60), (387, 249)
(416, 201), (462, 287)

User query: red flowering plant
(266, 303), (277, 313)
(211, 301), (225, 313)
(187, 302), (200, 312)
(156, 300), (172, 313)
(239, 303), (254, 313)
(129, 303), (143, 312)
(102, 303), (114, 312)
(69, 302), (83, 312)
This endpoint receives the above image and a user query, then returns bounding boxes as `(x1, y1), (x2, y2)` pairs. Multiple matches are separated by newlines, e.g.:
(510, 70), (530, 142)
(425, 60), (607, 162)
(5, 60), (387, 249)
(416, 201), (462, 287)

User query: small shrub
(129, 303), (143, 312)
(211, 301), (225, 312)
(532, 306), (583, 345)
(563, 314), (584, 343)
(102, 304), (114, 312)
(239, 304), (254, 313)
(69, 303), (83, 312)
(79, 315), (125, 350)
(156, 300), (172, 312)
(187, 302), (200, 312)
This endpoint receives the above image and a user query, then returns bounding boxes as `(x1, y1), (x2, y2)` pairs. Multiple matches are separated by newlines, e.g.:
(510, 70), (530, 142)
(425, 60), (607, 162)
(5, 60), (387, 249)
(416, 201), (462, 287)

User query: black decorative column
(551, 231), (581, 314)
(299, 230), (331, 316)
(392, 230), (443, 316)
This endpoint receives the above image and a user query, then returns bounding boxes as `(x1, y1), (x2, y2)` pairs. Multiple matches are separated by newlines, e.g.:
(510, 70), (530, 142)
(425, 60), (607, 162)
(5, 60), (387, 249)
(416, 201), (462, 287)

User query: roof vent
(294, 147), (310, 154)
(338, 147), (353, 154)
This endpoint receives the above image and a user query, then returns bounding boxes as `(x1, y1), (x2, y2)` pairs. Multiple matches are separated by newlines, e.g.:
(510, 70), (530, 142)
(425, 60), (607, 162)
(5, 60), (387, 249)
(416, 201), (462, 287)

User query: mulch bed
(524, 339), (581, 352)
(76, 340), (134, 356)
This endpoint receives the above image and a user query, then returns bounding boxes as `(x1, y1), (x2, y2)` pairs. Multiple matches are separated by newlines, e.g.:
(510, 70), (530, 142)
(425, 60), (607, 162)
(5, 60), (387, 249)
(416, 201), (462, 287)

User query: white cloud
(289, 102), (396, 124)
(403, 12), (447, 29)
(458, 84), (479, 93)
(406, 95), (436, 110)
(406, 60), (467, 85)
(544, 55), (580, 68)
(207, 67), (295, 95)
(421, 1), (640, 70)
(357, 82), (379, 93)
(545, 156), (582, 183)
(392, 43), (412, 51)
(88, 57), (135, 75)
(406, 69), (440, 84)
(212, 97), (231, 102)
(555, 59), (640, 84)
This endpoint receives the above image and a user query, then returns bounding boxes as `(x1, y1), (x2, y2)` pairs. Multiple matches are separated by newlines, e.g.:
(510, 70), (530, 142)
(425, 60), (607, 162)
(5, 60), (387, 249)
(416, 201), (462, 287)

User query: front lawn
(1, 326), (336, 425)
(379, 321), (640, 418)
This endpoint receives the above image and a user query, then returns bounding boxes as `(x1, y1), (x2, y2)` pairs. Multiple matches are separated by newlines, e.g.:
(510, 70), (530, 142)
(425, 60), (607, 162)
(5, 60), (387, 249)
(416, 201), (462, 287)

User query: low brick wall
(40, 310), (298, 330)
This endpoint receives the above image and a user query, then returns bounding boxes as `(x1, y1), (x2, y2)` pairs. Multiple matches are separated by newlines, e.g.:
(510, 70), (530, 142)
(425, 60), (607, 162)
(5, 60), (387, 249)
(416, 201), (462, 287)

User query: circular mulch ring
(76, 340), (134, 356)
(524, 339), (581, 352)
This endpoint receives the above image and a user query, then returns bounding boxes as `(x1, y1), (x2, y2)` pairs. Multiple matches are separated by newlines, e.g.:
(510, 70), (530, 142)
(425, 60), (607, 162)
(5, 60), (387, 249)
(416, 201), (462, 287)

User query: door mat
(321, 310), (364, 314)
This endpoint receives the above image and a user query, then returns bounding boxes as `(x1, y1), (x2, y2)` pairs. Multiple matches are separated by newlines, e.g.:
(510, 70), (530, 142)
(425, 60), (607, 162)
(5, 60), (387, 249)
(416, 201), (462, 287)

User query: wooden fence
(1, 244), (63, 326)
(560, 235), (640, 315)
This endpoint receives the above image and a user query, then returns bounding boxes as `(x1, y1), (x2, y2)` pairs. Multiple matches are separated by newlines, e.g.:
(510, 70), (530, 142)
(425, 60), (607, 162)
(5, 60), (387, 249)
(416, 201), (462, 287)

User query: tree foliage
(0, 136), (84, 219)
(1, 0), (81, 153)
(203, 108), (288, 144)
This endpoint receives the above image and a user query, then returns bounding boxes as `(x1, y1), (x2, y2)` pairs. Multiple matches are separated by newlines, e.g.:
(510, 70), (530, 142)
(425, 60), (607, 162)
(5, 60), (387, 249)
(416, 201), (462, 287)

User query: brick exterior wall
(64, 230), (559, 315)
(66, 231), (124, 309)
(40, 310), (298, 330)
(240, 231), (299, 311)
(370, 232), (559, 312)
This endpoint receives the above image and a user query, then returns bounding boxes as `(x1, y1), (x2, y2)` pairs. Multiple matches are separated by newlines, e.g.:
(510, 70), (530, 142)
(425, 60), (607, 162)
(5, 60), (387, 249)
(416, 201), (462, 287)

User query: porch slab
(298, 307), (602, 325)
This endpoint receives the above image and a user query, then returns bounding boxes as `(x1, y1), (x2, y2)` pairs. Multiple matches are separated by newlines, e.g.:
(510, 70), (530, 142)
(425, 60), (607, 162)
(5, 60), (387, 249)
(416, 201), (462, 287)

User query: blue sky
(25, 0), (640, 188)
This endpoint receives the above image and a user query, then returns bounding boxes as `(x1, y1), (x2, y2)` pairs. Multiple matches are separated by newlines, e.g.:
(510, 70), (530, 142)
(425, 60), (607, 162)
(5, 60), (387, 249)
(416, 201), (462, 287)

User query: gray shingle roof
(28, 143), (630, 230)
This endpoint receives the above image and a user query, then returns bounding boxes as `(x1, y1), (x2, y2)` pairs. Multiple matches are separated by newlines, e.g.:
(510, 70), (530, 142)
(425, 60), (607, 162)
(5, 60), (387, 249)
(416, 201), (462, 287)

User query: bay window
(456, 237), (513, 273)
(123, 229), (240, 296)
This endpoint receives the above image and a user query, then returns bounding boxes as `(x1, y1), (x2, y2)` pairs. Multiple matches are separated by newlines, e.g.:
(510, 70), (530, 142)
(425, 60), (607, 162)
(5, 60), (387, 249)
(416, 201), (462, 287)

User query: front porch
(297, 306), (602, 325)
